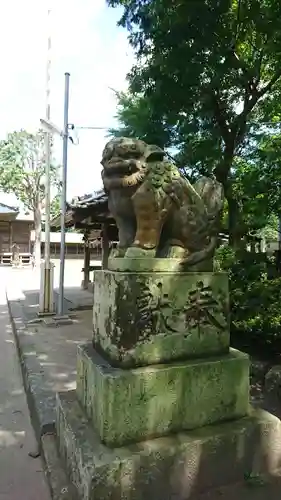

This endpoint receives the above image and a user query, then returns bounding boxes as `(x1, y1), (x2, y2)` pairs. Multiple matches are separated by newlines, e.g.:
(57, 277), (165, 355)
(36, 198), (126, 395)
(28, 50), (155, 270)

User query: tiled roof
(0, 203), (18, 214)
(51, 189), (112, 229)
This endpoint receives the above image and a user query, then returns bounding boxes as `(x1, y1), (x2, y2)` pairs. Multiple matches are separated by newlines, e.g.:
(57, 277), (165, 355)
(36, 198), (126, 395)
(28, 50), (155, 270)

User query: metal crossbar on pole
(74, 126), (110, 130)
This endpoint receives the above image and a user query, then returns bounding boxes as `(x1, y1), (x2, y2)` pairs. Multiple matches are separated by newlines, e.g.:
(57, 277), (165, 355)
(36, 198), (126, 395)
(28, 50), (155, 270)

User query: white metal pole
(39, 5), (54, 314)
(44, 7), (51, 271)
(58, 72), (70, 316)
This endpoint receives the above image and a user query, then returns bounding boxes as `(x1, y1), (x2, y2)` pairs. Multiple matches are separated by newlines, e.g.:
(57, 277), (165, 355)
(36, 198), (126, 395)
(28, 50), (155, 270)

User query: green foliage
(110, 88), (281, 238)
(50, 193), (61, 220)
(232, 275), (281, 355)
(257, 215), (279, 241)
(223, 132), (281, 236)
(214, 245), (236, 272)
(0, 129), (59, 212)
(108, 0), (281, 181)
(216, 246), (281, 356)
(108, 0), (281, 244)
(109, 90), (174, 147)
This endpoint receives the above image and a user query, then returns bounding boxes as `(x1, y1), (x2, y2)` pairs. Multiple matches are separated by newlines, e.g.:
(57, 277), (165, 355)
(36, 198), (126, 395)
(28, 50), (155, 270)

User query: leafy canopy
(0, 129), (59, 212)
(107, 0), (281, 242)
(108, 89), (174, 148)
(108, 0), (281, 183)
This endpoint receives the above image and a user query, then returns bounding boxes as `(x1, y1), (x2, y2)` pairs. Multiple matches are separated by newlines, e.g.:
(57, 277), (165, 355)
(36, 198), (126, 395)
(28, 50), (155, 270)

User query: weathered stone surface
(76, 344), (249, 447)
(250, 359), (270, 381)
(56, 390), (281, 500)
(108, 257), (212, 273)
(264, 365), (281, 415)
(93, 270), (229, 367)
(41, 433), (78, 500)
(265, 365), (281, 395)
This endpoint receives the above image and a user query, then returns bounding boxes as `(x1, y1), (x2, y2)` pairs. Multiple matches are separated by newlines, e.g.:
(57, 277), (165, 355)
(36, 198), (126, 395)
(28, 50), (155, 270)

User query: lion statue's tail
(182, 176), (224, 268)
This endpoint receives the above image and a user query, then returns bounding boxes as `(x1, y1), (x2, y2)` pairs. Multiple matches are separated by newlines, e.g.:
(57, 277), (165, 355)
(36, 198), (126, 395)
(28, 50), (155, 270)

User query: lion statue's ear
(146, 145), (165, 163)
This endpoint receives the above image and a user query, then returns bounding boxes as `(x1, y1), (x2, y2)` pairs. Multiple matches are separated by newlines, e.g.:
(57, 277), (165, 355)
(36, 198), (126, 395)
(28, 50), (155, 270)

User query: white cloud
(0, 0), (134, 201)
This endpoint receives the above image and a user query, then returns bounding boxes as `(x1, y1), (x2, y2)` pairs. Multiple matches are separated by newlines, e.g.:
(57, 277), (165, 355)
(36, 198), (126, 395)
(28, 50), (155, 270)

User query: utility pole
(39, 4), (55, 315)
(45, 6), (51, 271)
(57, 72), (70, 316)
(40, 72), (72, 324)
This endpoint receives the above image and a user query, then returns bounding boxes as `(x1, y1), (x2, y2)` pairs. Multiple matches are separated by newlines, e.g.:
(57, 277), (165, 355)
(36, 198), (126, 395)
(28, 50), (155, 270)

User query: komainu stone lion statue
(101, 137), (224, 270)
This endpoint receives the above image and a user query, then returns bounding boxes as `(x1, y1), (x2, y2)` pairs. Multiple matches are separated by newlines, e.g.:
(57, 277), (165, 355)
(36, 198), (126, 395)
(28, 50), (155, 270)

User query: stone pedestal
(55, 263), (281, 499)
(93, 265), (229, 367)
(76, 343), (249, 447)
(56, 392), (281, 500)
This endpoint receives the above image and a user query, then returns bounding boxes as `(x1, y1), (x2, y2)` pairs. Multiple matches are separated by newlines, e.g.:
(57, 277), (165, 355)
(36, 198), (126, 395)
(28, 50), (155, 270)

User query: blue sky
(0, 0), (134, 206)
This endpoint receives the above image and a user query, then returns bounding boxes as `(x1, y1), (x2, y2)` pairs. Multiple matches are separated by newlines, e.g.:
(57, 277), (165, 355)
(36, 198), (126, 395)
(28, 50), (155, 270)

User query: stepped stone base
(76, 344), (249, 447)
(56, 391), (281, 500)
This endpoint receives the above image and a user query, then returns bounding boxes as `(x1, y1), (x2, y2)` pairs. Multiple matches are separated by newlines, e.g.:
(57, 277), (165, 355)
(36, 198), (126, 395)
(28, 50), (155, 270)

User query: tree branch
(258, 67), (281, 97)
(210, 91), (230, 144)
(233, 67), (281, 147)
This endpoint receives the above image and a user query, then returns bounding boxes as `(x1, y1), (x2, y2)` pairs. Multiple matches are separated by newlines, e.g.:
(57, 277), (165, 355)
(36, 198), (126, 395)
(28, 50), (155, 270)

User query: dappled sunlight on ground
(0, 281), (51, 499)
(4, 261), (94, 403)
(0, 429), (25, 447)
(9, 302), (92, 395)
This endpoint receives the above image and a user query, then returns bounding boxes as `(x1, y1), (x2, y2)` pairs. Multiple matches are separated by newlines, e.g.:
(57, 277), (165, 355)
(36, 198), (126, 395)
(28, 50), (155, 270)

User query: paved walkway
(6, 267), (92, 435)
(0, 281), (50, 499)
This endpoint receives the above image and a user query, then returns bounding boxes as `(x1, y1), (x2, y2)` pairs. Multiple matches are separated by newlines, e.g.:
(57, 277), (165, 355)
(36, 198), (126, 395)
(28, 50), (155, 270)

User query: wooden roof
(50, 189), (118, 240)
(0, 203), (18, 215)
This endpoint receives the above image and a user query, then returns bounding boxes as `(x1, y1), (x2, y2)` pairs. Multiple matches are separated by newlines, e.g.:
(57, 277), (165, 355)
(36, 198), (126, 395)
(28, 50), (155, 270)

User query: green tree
(0, 129), (59, 265)
(225, 130), (281, 240)
(109, 90), (174, 147)
(108, 0), (281, 245)
(110, 90), (281, 242)
(50, 192), (61, 220)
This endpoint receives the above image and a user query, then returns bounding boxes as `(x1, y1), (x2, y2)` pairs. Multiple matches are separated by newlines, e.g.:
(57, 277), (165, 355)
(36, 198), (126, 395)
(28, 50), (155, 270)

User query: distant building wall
(30, 231), (103, 260)
(266, 240), (279, 253)
(0, 220), (32, 254)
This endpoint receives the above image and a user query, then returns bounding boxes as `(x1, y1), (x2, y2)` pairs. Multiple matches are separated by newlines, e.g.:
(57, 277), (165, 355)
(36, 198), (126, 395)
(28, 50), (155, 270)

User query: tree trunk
(33, 206), (42, 267)
(214, 145), (242, 248)
(226, 192), (242, 248)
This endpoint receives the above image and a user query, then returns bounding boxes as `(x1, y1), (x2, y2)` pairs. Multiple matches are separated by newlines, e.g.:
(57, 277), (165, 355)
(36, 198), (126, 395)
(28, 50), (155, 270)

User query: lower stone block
(56, 391), (281, 500)
(76, 343), (249, 447)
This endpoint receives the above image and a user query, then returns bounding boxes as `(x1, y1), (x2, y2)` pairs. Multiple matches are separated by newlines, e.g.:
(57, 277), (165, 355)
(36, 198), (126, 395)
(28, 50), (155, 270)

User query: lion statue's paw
(124, 247), (156, 259)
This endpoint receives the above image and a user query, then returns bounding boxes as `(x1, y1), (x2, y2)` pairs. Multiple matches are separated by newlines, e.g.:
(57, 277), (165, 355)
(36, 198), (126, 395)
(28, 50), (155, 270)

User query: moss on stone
(56, 390), (281, 500)
(76, 344), (249, 447)
(93, 270), (230, 367)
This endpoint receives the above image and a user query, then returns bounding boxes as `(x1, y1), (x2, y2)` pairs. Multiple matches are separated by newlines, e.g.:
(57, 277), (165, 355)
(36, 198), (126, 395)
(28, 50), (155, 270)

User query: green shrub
(231, 277), (281, 353)
(215, 246), (281, 356)
(214, 245), (236, 272)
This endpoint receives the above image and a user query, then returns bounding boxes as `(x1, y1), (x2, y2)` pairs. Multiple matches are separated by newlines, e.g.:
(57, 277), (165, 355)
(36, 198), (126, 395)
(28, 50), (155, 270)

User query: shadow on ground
(0, 298), (51, 500)
(6, 282), (93, 439)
